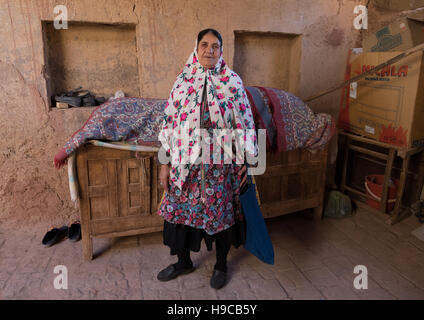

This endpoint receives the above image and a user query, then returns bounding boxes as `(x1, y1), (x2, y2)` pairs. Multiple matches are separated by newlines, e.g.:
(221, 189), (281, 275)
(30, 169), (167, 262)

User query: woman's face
(197, 32), (221, 69)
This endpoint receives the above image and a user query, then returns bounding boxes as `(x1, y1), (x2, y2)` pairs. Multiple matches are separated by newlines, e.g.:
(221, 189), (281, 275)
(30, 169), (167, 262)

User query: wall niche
(42, 21), (140, 108)
(233, 31), (302, 95)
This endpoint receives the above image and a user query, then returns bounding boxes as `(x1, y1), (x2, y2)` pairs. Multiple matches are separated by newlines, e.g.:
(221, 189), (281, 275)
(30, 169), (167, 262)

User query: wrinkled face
(197, 32), (221, 69)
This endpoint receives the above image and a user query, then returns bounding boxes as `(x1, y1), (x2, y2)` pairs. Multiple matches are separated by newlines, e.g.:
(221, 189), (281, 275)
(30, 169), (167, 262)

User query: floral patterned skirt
(158, 162), (246, 254)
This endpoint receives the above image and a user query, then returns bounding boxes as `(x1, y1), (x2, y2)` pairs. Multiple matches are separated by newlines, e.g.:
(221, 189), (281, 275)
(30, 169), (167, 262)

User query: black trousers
(164, 220), (244, 273)
(176, 236), (230, 272)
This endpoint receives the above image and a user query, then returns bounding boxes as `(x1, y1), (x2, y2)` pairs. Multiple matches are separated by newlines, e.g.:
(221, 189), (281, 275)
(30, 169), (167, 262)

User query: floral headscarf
(158, 37), (258, 190)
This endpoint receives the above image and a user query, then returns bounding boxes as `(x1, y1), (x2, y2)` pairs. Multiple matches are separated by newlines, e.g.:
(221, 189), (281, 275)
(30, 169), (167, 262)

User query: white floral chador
(158, 42), (258, 191)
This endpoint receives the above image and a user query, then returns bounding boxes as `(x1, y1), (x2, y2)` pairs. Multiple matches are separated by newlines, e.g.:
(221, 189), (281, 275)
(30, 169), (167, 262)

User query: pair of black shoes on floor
(55, 87), (106, 107)
(157, 263), (227, 289)
(42, 221), (81, 247)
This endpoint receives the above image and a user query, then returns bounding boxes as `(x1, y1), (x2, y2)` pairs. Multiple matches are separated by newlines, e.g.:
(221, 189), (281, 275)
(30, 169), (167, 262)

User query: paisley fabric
(53, 97), (165, 168)
(246, 87), (336, 153)
(263, 87), (336, 151)
(158, 42), (258, 191)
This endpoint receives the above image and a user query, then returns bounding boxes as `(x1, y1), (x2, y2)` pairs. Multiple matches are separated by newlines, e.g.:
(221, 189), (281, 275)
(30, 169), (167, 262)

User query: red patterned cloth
(245, 86), (335, 153)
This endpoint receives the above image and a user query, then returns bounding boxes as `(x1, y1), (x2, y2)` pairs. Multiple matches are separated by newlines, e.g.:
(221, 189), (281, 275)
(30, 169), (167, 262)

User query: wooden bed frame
(76, 144), (328, 260)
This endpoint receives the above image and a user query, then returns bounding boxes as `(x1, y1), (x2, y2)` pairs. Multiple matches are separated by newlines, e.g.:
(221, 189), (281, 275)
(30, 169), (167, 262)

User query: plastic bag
(324, 190), (353, 219)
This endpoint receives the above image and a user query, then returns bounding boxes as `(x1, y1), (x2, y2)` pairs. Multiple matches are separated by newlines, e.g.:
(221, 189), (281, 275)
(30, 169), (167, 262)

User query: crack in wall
(132, 1), (140, 22)
(0, 59), (51, 126)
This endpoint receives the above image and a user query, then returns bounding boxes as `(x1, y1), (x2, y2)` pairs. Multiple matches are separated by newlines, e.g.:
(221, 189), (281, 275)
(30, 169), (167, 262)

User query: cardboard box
(339, 50), (424, 148)
(363, 13), (424, 52)
(338, 48), (363, 129)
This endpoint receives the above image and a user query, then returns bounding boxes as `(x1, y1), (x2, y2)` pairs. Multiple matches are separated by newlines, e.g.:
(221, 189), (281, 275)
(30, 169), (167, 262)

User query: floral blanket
(54, 88), (335, 168)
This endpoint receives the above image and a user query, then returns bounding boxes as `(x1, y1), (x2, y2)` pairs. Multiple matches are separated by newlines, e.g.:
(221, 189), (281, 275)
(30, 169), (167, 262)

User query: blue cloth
(239, 175), (274, 265)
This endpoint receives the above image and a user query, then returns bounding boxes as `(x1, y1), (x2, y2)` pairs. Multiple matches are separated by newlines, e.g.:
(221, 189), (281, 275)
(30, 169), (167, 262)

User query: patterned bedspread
(54, 97), (165, 168)
(247, 86), (336, 153)
(54, 88), (335, 168)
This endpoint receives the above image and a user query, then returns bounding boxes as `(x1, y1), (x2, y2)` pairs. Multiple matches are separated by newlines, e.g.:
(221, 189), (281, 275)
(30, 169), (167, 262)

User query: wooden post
(77, 147), (94, 261)
(314, 148), (328, 222)
(82, 229), (93, 261)
(380, 149), (395, 214)
(340, 136), (350, 192)
(388, 154), (411, 225)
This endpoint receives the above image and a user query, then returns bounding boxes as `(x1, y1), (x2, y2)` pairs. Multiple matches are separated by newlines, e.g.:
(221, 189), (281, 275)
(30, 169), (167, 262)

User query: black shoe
(55, 87), (86, 107)
(157, 263), (195, 281)
(68, 221), (81, 242)
(95, 97), (106, 105)
(42, 226), (68, 247)
(210, 269), (227, 289)
(55, 95), (82, 107)
(82, 93), (96, 106)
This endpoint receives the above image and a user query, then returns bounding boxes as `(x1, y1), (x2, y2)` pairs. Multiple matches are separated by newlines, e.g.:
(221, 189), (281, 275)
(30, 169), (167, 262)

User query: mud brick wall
(0, 0), (365, 227)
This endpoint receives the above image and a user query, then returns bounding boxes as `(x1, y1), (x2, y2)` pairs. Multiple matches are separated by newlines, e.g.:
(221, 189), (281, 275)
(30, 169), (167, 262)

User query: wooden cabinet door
(77, 145), (163, 237)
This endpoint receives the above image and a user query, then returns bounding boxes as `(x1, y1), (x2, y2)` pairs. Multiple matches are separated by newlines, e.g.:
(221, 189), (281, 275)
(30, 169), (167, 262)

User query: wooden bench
(339, 129), (424, 225)
(76, 144), (329, 260)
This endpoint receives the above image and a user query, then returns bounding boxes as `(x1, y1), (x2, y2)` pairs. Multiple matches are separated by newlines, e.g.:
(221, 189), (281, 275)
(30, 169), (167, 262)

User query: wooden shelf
(339, 130), (424, 225)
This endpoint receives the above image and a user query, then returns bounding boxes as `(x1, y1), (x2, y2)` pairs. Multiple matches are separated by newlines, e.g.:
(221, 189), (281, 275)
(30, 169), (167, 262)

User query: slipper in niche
(55, 87), (85, 107)
(42, 226), (69, 247)
(81, 92), (96, 106)
(95, 96), (106, 105)
(68, 221), (81, 242)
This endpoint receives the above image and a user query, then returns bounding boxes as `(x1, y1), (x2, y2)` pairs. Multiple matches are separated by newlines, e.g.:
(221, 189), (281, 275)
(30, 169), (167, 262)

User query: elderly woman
(157, 28), (258, 289)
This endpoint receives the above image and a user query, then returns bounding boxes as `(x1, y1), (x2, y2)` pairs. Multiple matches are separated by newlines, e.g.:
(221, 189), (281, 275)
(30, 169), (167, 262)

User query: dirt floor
(1, 205), (424, 300)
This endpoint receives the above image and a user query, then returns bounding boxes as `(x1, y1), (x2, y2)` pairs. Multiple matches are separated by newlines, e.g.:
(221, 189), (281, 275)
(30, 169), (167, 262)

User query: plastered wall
(0, 0), (365, 227)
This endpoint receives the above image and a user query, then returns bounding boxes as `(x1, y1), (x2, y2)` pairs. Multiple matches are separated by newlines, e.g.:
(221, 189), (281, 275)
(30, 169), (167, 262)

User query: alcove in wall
(42, 21), (140, 108)
(233, 30), (302, 95)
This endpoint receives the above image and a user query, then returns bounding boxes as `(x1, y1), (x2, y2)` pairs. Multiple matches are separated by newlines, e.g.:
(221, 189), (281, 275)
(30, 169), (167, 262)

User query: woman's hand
(238, 164), (248, 189)
(159, 164), (170, 192)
